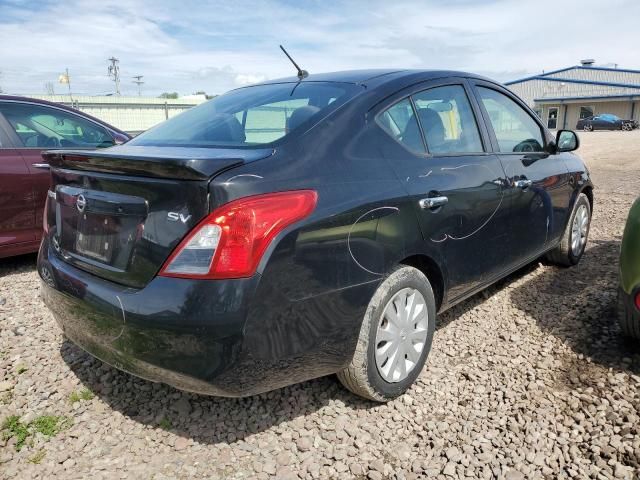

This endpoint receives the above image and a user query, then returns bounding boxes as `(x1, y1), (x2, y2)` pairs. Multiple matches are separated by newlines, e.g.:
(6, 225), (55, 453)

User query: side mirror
(555, 129), (579, 152)
(113, 133), (129, 145)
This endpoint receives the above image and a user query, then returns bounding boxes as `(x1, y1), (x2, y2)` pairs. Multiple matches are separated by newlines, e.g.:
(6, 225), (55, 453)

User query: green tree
(159, 92), (179, 99)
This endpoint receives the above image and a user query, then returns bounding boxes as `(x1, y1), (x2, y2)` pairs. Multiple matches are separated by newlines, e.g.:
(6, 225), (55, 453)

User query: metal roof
(534, 93), (640, 103)
(512, 76), (640, 90)
(505, 65), (640, 86)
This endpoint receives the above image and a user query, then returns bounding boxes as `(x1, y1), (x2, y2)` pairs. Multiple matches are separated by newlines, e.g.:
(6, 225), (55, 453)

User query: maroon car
(0, 96), (130, 258)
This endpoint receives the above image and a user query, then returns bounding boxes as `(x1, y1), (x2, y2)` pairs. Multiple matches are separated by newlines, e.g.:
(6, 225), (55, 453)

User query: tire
(546, 193), (591, 267)
(584, 124), (593, 132)
(336, 266), (436, 402)
(617, 290), (640, 339)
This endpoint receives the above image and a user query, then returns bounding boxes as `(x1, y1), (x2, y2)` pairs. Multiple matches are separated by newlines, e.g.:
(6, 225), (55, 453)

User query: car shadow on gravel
(0, 253), (37, 277)
(510, 239), (640, 379)
(60, 338), (376, 445)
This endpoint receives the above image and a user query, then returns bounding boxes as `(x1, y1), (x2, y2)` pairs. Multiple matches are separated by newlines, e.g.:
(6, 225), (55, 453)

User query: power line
(132, 75), (144, 96)
(107, 57), (121, 95)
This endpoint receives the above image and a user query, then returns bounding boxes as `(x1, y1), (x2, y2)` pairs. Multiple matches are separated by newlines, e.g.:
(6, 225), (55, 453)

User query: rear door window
(411, 85), (483, 154)
(378, 98), (425, 153)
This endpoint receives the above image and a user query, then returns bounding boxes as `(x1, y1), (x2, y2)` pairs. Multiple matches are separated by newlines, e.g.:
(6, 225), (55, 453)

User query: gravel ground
(1, 130), (639, 480)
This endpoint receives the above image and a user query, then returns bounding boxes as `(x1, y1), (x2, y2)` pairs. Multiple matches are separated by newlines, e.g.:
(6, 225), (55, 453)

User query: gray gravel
(1, 130), (639, 479)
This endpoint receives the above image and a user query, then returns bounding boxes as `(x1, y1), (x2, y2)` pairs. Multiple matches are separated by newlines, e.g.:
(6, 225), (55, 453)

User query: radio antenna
(279, 45), (308, 80)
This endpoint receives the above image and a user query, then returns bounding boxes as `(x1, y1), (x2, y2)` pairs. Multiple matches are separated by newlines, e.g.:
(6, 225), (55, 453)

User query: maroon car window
(0, 103), (114, 149)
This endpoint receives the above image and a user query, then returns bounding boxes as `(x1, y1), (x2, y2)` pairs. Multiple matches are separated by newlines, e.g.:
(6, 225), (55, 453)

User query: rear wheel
(337, 266), (436, 402)
(546, 193), (591, 266)
(583, 124), (593, 132)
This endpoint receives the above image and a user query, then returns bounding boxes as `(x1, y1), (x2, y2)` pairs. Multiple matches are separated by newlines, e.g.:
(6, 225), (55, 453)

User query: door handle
(514, 179), (532, 189)
(32, 163), (50, 169)
(419, 196), (448, 210)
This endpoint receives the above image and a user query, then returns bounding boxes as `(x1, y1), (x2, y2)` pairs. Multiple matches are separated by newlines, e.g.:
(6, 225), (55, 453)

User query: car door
(0, 101), (116, 244)
(470, 81), (574, 266)
(591, 115), (605, 130)
(0, 117), (35, 251)
(376, 79), (511, 302)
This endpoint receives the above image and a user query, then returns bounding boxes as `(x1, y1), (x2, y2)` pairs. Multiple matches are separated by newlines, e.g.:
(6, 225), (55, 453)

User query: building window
(547, 107), (559, 130)
(579, 106), (594, 120)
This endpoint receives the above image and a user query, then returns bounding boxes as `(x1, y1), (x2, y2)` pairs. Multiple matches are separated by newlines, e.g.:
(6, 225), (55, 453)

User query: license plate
(74, 213), (117, 263)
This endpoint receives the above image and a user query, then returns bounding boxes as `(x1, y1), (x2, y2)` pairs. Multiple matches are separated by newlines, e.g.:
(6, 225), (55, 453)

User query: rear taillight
(634, 291), (640, 311)
(159, 190), (317, 279)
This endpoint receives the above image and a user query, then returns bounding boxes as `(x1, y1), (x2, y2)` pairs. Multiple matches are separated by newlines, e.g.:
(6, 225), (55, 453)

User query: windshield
(129, 82), (362, 148)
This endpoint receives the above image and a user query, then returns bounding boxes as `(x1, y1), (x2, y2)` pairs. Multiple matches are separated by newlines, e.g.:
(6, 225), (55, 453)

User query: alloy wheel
(571, 204), (589, 256)
(374, 287), (429, 383)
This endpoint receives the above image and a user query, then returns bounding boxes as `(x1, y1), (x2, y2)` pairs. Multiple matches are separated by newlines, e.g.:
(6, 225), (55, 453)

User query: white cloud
(0, 0), (637, 96)
(234, 74), (268, 86)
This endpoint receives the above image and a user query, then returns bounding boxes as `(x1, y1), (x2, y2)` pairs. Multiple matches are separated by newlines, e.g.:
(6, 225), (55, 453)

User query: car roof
(259, 69), (493, 87)
(0, 94), (129, 135)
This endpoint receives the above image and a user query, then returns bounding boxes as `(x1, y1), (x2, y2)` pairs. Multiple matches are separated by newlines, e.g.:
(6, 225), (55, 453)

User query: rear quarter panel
(206, 95), (430, 389)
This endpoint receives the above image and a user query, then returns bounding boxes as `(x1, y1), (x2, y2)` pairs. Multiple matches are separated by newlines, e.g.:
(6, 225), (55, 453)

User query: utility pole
(132, 75), (144, 96)
(44, 82), (55, 95)
(107, 57), (121, 95)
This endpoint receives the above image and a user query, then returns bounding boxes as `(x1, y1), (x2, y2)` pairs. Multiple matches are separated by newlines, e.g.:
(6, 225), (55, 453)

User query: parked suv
(0, 96), (130, 258)
(38, 70), (593, 401)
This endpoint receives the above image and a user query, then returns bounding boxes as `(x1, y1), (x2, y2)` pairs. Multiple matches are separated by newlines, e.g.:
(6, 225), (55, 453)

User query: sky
(0, 0), (638, 97)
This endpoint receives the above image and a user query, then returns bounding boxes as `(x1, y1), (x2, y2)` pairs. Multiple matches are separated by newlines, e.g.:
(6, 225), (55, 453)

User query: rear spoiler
(43, 145), (274, 181)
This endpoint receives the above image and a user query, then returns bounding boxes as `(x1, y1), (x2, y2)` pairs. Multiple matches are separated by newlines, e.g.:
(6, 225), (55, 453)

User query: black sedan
(577, 113), (638, 131)
(38, 69), (593, 401)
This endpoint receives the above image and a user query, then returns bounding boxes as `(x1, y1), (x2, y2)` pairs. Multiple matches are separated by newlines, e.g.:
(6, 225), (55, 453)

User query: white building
(506, 60), (640, 130)
(25, 94), (208, 134)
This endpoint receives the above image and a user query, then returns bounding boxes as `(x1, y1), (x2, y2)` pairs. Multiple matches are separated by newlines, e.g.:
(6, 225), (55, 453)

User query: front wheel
(546, 193), (591, 266)
(584, 124), (593, 132)
(337, 266), (436, 401)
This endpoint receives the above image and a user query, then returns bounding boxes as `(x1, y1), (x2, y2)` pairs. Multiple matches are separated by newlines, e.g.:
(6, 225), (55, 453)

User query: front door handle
(514, 179), (532, 189)
(419, 196), (448, 210)
(32, 163), (50, 169)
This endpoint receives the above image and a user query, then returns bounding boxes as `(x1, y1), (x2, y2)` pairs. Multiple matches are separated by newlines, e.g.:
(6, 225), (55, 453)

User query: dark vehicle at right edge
(618, 197), (640, 339)
(577, 113), (638, 131)
(38, 69), (593, 402)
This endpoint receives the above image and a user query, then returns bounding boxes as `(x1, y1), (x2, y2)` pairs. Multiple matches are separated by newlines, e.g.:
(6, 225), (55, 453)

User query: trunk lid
(43, 146), (272, 288)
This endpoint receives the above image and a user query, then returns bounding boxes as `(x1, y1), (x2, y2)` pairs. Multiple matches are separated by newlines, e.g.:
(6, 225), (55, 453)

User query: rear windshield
(129, 82), (362, 148)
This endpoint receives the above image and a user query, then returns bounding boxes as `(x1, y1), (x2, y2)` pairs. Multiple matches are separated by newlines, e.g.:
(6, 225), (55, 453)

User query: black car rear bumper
(38, 237), (374, 396)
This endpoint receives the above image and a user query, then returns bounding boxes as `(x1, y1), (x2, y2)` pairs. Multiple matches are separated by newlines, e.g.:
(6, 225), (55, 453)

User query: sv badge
(167, 212), (192, 223)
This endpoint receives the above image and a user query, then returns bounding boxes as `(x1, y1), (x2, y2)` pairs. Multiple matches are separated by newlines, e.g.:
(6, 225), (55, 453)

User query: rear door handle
(419, 196), (448, 210)
(32, 163), (50, 169)
(514, 179), (532, 189)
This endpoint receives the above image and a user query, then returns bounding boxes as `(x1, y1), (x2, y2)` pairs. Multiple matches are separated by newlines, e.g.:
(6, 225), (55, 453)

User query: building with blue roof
(506, 59), (640, 130)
